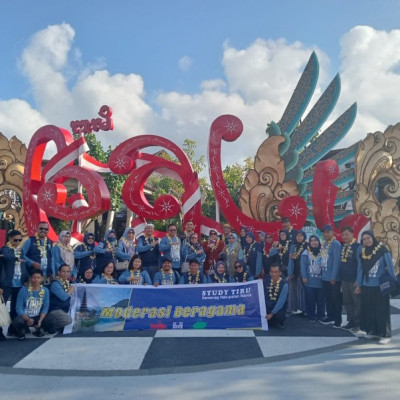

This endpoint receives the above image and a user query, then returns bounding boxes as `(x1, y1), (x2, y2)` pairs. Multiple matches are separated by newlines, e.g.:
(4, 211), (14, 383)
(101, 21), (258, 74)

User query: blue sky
(1, 1), (400, 163)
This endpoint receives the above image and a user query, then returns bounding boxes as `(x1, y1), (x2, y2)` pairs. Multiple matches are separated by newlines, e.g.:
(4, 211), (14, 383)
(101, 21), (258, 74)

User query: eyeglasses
(210, 232), (217, 235)
(234, 265), (243, 269)
(169, 228), (177, 231)
(13, 239), (22, 242)
(38, 227), (49, 231)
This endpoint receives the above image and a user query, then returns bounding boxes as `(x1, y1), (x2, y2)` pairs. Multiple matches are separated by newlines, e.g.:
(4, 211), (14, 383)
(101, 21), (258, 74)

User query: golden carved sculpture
(239, 135), (299, 222)
(0, 132), (27, 236)
(354, 123), (400, 274)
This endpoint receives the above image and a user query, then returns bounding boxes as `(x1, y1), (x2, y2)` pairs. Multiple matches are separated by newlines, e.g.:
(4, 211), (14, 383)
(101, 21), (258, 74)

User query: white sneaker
(351, 330), (366, 337)
(379, 338), (391, 345)
(364, 334), (379, 339)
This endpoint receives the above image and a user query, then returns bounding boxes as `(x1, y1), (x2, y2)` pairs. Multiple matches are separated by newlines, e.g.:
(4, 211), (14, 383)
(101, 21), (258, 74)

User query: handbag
(116, 260), (129, 271)
(181, 256), (189, 273)
(0, 296), (11, 326)
(379, 270), (400, 297)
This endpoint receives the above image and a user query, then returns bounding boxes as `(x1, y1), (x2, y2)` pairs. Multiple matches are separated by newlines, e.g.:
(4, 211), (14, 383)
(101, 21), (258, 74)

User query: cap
(322, 224), (334, 232)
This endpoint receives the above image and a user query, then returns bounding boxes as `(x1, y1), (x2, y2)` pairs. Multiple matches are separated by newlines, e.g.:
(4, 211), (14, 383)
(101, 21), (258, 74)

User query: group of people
(0, 217), (397, 344)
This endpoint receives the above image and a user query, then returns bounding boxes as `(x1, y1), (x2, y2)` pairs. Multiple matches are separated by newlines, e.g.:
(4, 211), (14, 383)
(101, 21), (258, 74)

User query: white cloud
(178, 55), (193, 71)
(1, 23), (399, 171)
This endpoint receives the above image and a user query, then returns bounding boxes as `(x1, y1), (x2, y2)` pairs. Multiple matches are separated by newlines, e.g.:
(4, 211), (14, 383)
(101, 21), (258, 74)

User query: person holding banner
(265, 263), (289, 329)
(231, 260), (254, 282)
(74, 233), (97, 277)
(93, 230), (118, 275)
(42, 264), (73, 334)
(179, 259), (208, 284)
(209, 261), (230, 283)
(93, 262), (119, 284)
(118, 255), (152, 285)
(153, 256), (180, 286)
(159, 224), (181, 273)
(8, 269), (49, 340)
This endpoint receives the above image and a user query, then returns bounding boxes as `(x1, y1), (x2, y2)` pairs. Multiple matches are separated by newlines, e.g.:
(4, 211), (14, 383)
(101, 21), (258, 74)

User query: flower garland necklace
(105, 240), (116, 257)
(188, 271), (201, 284)
(121, 236), (136, 248)
(307, 246), (321, 261)
(263, 243), (276, 257)
(56, 277), (71, 292)
(214, 273), (228, 283)
(35, 235), (48, 258)
(269, 277), (282, 301)
(226, 243), (239, 257)
(144, 235), (155, 245)
(361, 242), (383, 260)
(207, 237), (221, 250)
(321, 238), (335, 259)
(341, 239), (356, 262)
(57, 241), (73, 252)
(161, 269), (174, 285)
(279, 240), (290, 258)
(7, 242), (22, 260)
(235, 272), (248, 282)
(130, 269), (142, 285)
(292, 242), (306, 259)
(28, 283), (45, 307)
(101, 273), (117, 284)
(243, 242), (255, 263)
(83, 243), (96, 259)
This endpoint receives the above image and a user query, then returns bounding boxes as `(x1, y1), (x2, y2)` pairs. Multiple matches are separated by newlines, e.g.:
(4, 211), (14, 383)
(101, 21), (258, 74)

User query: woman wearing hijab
(202, 229), (225, 275)
(74, 233), (97, 277)
(230, 260), (254, 282)
(239, 227), (248, 249)
(223, 233), (244, 277)
(287, 231), (307, 314)
(276, 230), (290, 278)
(116, 227), (137, 272)
(242, 232), (262, 279)
(181, 233), (206, 271)
(355, 231), (396, 344)
(51, 231), (77, 281)
(209, 261), (230, 283)
(300, 235), (325, 322)
(93, 230), (118, 275)
(77, 266), (95, 284)
(258, 232), (278, 276)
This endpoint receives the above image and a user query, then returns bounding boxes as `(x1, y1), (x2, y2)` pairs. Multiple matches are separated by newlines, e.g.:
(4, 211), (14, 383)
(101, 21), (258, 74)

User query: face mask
(108, 236), (116, 242)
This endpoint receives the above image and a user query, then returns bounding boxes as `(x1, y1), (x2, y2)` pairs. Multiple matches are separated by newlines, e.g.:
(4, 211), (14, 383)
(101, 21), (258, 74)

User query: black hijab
(308, 235), (321, 257)
(294, 230), (307, 252)
(360, 231), (389, 278)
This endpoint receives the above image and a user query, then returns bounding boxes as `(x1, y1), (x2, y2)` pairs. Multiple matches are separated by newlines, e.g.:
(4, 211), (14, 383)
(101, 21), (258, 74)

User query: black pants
(10, 315), (40, 336)
(2, 286), (21, 320)
(267, 307), (286, 326)
(322, 280), (342, 325)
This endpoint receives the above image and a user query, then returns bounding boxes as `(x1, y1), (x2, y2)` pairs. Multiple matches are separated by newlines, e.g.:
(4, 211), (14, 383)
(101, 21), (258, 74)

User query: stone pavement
(1, 299), (399, 376)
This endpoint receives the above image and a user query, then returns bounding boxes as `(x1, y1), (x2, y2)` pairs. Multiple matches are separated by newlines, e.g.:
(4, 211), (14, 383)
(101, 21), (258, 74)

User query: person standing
(223, 233), (244, 277)
(319, 225), (342, 328)
(0, 230), (27, 320)
(281, 217), (298, 243)
(181, 233), (206, 271)
(339, 226), (361, 331)
(220, 224), (233, 245)
(301, 235), (325, 322)
(116, 227), (137, 272)
(22, 221), (53, 281)
(276, 230), (291, 278)
(160, 224), (181, 273)
(136, 224), (160, 280)
(51, 231), (77, 281)
(93, 230), (118, 275)
(242, 232), (262, 279)
(355, 231), (396, 344)
(202, 229), (225, 275)
(74, 233), (97, 277)
(179, 220), (195, 247)
(287, 231), (307, 314)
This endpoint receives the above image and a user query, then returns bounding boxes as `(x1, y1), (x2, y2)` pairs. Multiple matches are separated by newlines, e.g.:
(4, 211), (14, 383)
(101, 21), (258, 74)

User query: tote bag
(0, 296), (11, 326)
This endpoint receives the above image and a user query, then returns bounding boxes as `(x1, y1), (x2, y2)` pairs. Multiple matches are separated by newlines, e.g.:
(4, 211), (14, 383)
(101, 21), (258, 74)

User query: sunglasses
(13, 239), (22, 242)
(234, 265), (243, 269)
(38, 227), (49, 231)
(210, 232), (217, 235)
